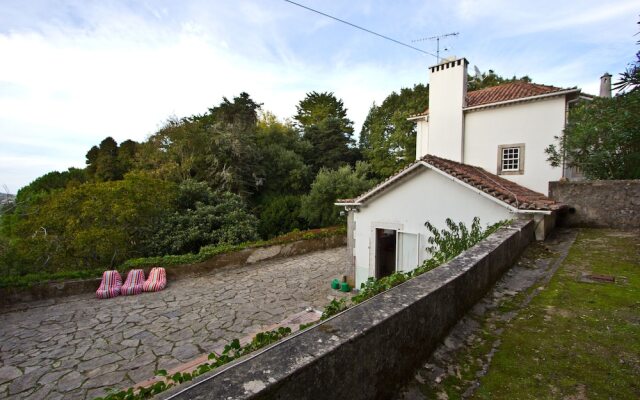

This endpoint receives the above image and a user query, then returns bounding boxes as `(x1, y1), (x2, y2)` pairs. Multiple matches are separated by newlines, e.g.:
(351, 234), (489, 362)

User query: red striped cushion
(121, 269), (146, 296)
(143, 267), (167, 292)
(96, 270), (122, 299)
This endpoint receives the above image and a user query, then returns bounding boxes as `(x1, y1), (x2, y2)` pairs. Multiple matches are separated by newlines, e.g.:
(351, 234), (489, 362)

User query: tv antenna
(412, 32), (459, 63)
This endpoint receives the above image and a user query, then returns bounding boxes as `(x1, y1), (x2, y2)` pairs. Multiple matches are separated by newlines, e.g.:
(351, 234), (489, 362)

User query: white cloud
(0, 0), (635, 191)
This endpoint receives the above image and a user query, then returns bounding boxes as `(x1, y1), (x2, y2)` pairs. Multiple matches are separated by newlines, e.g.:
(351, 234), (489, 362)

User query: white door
(396, 232), (420, 272)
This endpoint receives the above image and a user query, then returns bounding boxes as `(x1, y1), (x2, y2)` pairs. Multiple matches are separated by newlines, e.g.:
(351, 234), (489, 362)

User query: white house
(335, 57), (597, 289)
(409, 57), (592, 194)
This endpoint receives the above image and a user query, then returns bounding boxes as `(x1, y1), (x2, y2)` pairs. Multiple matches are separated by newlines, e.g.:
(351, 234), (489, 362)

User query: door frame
(369, 222), (402, 279)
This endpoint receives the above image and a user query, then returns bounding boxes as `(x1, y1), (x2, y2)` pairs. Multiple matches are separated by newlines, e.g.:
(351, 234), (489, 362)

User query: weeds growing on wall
(95, 327), (292, 400)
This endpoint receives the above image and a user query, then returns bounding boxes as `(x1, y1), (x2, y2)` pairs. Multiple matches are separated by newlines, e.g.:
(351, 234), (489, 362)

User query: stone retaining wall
(549, 180), (640, 229)
(0, 235), (347, 306)
(161, 220), (535, 400)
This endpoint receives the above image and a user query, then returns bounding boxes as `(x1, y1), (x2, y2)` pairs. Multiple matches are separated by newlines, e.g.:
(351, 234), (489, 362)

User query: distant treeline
(0, 71), (522, 276)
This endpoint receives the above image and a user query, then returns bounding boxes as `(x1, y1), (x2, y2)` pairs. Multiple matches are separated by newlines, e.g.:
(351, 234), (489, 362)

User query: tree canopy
(294, 92), (359, 174)
(545, 90), (640, 179)
(546, 26), (640, 180)
(359, 84), (429, 178)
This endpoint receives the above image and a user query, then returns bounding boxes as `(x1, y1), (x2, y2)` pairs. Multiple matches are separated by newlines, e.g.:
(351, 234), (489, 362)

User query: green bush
(258, 195), (307, 239)
(300, 161), (376, 228)
(143, 181), (259, 256)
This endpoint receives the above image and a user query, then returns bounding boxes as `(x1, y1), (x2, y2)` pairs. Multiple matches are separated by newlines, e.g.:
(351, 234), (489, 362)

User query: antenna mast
(412, 32), (459, 63)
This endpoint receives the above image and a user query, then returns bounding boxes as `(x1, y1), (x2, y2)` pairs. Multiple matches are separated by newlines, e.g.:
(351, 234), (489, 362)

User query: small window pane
(502, 147), (520, 171)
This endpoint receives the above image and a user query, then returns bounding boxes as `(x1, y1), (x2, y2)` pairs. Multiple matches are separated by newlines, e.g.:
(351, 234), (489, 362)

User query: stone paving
(0, 247), (347, 400)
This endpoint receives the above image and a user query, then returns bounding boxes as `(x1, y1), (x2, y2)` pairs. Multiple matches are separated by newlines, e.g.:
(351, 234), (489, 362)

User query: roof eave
(418, 161), (553, 215)
(334, 202), (362, 207)
(463, 88), (582, 112)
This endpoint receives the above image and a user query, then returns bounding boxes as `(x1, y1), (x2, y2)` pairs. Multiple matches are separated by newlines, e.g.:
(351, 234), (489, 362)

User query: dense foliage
(359, 84), (429, 178)
(545, 92), (640, 179)
(3, 173), (175, 274)
(0, 90), (366, 278)
(2, 67), (528, 281)
(546, 32), (640, 179)
(143, 181), (259, 256)
(300, 161), (376, 227)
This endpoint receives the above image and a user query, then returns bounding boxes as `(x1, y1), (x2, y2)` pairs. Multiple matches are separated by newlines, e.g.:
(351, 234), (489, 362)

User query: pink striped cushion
(143, 267), (167, 292)
(96, 270), (122, 299)
(121, 269), (146, 296)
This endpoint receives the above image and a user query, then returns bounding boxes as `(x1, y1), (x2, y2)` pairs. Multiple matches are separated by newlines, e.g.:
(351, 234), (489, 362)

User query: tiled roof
(408, 81), (573, 118)
(337, 155), (564, 212)
(421, 155), (564, 211)
(465, 81), (568, 108)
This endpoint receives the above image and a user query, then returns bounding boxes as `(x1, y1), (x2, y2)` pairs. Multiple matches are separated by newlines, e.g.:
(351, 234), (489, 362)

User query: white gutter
(418, 161), (553, 215)
(463, 89), (581, 112)
(406, 114), (428, 121)
(334, 202), (362, 206)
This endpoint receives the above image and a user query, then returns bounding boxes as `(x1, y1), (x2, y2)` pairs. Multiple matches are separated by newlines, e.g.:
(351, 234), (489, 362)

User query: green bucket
(331, 279), (340, 290)
(340, 282), (351, 293)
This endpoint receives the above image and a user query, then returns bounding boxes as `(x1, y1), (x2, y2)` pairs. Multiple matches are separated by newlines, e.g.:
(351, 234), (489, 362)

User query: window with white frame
(497, 144), (525, 175)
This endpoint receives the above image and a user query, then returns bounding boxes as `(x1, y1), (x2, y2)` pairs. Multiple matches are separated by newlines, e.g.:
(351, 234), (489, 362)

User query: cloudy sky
(1, 0), (638, 192)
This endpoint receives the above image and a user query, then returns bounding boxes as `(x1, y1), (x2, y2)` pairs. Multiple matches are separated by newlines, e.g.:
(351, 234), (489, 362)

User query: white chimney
(599, 73), (612, 98)
(421, 58), (468, 162)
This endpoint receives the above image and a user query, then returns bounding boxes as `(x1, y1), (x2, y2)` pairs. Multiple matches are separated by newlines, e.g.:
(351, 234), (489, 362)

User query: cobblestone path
(0, 247), (347, 399)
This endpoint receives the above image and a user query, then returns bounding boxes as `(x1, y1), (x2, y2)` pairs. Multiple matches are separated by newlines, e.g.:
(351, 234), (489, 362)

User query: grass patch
(473, 229), (640, 399)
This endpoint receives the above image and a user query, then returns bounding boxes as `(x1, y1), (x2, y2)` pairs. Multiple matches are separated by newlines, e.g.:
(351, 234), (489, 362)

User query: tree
(138, 93), (262, 196)
(545, 91), (640, 179)
(85, 137), (140, 182)
(1, 168), (87, 238)
(209, 91), (262, 127)
(359, 84), (429, 178)
(254, 112), (311, 197)
(8, 173), (176, 273)
(257, 195), (307, 239)
(300, 162), (377, 227)
(467, 69), (531, 91)
(144, 180), (259, 255)
(294, 92), (359, 174)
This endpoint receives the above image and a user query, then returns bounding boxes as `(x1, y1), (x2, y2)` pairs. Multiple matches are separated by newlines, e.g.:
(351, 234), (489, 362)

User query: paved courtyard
(0, 247), (347, 399)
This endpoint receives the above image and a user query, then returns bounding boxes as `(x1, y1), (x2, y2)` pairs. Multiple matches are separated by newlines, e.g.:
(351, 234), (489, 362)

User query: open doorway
(375, 228), (396, 279)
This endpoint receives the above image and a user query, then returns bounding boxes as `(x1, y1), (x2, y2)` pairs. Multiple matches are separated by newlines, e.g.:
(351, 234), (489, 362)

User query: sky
(1, 0), (638, 193)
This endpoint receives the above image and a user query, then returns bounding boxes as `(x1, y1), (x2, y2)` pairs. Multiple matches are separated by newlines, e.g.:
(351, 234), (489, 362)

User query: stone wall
(0, 235), (346, 306)
(161, 220), (535, 400)
(549, 180), (640, 229)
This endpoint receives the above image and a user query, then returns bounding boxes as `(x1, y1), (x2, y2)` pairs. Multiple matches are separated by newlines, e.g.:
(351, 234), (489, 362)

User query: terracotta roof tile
(339, 155), (564, 212)
(465, 81), (568, 108)
(420, 155), (564, 211)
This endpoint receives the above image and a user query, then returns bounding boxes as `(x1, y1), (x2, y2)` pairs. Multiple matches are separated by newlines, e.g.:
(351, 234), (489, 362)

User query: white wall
(463, 97), (566, 194)
(427, 59), (467, 162)
(352, 167), (513, 289)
